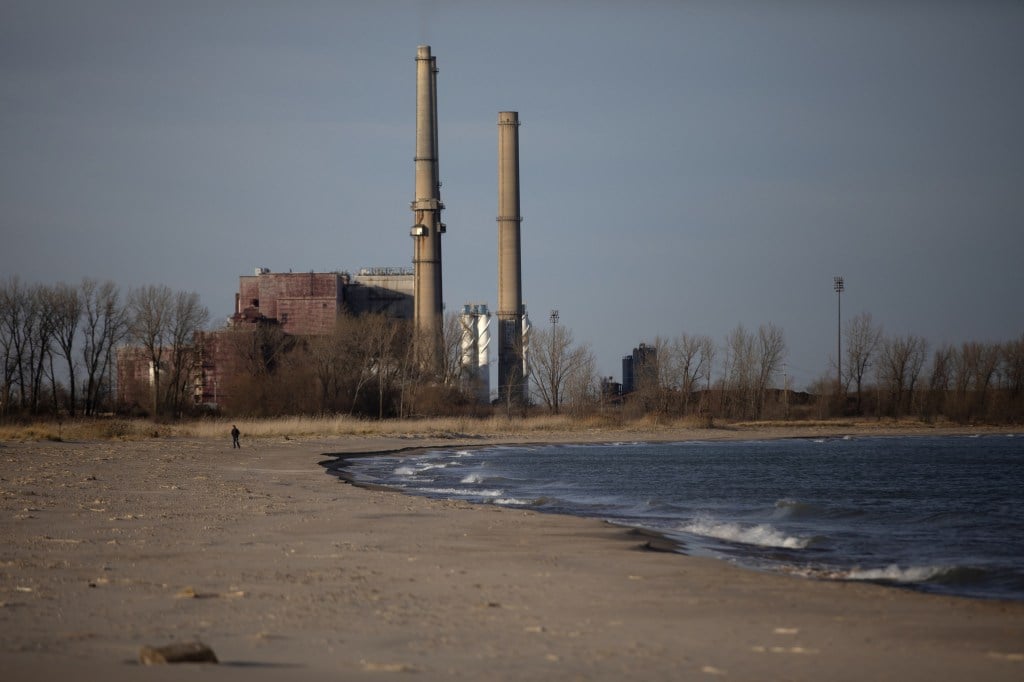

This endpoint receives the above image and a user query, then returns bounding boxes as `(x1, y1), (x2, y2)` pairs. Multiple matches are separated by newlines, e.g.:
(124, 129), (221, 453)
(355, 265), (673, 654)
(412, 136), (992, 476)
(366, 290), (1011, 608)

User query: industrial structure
(622, 343), (657, 395)
(119, 45), (533, 413)
(117, 268), (413, 411)
(497, 111), (527, 404)
(459, 304), (492, 403)
(233, 267), (413, 335)
(410, 45), (445, 371)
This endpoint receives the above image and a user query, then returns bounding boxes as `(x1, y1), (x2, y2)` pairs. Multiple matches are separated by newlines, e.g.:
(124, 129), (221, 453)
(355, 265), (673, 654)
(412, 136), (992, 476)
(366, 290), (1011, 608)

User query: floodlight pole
(550, 310), (559, 413)
(834, 276), (844, 401)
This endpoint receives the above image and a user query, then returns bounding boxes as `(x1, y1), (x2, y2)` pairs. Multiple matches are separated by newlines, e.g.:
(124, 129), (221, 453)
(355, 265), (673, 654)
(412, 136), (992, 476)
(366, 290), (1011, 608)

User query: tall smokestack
(497, 111), (525, 404)
(411, 45), (444, 370)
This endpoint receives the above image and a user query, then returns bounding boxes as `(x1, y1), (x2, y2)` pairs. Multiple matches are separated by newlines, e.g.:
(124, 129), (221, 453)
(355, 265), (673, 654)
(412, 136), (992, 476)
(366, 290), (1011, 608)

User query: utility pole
(834, 276), (844, 405)
(549, 309), (559, 414)
(783, 362), (789, 419)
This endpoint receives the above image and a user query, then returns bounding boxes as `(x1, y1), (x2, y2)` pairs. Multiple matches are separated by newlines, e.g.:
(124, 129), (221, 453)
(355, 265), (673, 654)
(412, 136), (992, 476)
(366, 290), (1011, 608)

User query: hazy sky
(3, 1), (1022, 389)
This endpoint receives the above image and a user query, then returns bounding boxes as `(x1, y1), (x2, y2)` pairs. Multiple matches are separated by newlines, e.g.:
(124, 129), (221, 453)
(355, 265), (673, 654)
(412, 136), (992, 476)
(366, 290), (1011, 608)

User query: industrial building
(119, 45), (532, 414)
(622, 343), (657, 395)
(117, 267), (415, 412)
(204, 268), (413, 407)
(233, 267), (413, 334)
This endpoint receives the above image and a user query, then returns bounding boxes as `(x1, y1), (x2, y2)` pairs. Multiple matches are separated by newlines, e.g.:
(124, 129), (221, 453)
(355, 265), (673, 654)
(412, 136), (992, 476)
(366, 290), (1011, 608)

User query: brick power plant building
(117, 268), (413, 412)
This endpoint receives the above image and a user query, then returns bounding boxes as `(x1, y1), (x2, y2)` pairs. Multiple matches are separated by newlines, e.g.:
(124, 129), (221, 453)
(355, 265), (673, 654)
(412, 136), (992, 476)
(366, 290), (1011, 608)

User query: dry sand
(1, 426), (1022, 681)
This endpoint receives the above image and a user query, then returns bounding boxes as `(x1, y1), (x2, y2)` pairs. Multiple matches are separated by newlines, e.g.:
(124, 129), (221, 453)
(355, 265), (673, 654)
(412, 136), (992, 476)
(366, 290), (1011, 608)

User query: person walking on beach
(231, 425), (241, 449)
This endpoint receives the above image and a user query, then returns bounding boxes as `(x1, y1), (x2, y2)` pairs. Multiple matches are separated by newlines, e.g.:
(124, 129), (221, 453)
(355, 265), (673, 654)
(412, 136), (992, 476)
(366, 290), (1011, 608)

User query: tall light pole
(550, 310), (559, 414)
(834, 276), (844, 401)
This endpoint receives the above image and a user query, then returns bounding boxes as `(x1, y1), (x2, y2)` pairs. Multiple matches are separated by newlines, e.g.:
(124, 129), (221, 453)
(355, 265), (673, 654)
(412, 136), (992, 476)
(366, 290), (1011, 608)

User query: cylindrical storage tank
(521, 310), (531, 381)
(476, 311), (491, 403)
(460, 309), (478, 371)
(459, 305), (492, 404)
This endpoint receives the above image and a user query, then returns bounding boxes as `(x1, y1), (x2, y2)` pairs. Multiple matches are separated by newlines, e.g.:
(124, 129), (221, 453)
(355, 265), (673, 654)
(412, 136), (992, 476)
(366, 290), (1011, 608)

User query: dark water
(333, 434), (1024, 601)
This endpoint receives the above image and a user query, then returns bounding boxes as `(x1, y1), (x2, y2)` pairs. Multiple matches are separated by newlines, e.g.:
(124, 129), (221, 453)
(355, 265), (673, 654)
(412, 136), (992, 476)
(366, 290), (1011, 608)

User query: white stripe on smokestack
(497, 111), (525, 404)
(410, 45), (444, 370)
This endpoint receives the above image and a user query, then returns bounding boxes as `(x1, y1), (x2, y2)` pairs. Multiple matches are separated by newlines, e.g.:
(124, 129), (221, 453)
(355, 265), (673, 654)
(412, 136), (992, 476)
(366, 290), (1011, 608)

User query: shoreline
(2, 427), (1023, 680)
(324, 428), (1024, 603)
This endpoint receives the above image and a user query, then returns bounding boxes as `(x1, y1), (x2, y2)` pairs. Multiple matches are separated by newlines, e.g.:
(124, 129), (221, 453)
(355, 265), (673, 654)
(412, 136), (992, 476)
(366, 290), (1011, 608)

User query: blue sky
(2, 1), (1022, 389)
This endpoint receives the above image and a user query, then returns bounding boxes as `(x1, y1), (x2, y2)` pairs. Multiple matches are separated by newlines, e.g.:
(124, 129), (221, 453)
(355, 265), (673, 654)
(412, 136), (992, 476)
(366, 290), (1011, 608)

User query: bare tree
(1002, 333), (1024, 401)
(165, 290), (209, 416)
(754, 323), (787, 418)
(22, 284), (56, 414)
(719, 323), (786, 420)
(876, 334), (929, 418)
(530, 322), (592, 415)
(844, 312), (883, 414)
(1, 278), (43, 412)
(949, 341), (1001, 422)
(925, 344), (954, 420)
(563, 343), (599, 416)
(128, 285), (208, 417)
(47, 282), (83, 416)
(440, 312), (464, 388)
(723, 325), (756, 419)
(668, 333), (715, 416)
(0, 278), (20, 414)
(80, 279), (128, 416)
(306, 321), (348, 413)
(128, 284), (172, 415)
(365, 314), (402, 418)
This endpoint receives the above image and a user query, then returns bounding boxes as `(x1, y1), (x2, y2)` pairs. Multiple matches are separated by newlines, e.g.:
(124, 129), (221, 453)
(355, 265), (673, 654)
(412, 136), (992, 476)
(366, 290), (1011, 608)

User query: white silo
(460, 304), (492, 404)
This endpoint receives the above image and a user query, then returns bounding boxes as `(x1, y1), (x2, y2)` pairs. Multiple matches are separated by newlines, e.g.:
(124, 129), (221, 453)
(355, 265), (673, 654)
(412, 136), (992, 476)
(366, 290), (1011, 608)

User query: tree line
(1, 277), (208, 419)
(3, 275), (1021, 424)
(216, 314), (469, 418)
(530, 316), (1023, 425)
(830, 312), (1024, 423)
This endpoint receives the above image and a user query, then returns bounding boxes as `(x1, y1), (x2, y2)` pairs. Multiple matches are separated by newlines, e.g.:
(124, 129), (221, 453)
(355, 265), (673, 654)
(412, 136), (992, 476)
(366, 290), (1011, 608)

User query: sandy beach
(2, 426), (1023, 680)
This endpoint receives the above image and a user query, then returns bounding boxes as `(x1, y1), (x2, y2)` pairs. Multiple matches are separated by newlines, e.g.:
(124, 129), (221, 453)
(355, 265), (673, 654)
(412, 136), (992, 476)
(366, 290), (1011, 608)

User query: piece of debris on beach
(139, 640), (218, 664)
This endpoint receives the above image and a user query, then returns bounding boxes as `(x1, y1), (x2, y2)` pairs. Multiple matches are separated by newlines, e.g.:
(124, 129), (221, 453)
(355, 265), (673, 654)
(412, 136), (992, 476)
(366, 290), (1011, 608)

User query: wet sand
(2, 428), (1022, 680)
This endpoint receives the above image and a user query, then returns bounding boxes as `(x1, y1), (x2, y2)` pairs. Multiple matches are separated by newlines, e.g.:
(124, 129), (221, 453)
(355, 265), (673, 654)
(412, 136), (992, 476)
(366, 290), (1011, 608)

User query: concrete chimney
(411, 45), (444, 370)
(497, 111), (525, 404)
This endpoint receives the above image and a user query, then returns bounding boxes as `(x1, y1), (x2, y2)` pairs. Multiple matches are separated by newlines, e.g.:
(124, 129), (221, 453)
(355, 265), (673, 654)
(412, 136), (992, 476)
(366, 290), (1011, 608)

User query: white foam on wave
(395, 461), (453, 477)
(419, 463), (449, 471)
(461, 473), (485, 484)
(681, 518), (811, 549)
(845, 564), (947, 583)
(416, 487), (504, 498)
(494, 498), (531, 506)
(413, 487), (464, 495)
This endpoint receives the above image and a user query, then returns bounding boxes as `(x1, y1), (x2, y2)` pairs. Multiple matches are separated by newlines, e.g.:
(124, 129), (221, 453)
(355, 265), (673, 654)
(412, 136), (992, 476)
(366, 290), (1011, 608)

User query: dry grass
(0, 414), (997, 444)
(0, 413), (647, 442)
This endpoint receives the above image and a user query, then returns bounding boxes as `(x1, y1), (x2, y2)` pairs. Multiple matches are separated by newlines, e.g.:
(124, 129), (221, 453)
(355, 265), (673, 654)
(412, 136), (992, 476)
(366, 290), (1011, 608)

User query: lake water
(333, 434), (1024, 601)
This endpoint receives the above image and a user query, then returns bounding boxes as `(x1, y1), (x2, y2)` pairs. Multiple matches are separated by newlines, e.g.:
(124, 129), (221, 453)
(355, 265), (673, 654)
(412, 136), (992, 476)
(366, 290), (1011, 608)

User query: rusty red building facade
(118, 268), (414, 412)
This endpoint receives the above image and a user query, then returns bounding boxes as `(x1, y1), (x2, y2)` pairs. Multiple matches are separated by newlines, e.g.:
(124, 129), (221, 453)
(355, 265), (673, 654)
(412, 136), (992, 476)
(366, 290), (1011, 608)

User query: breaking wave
(680, 518), (812, 549)
(845, 564), (949, 583)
